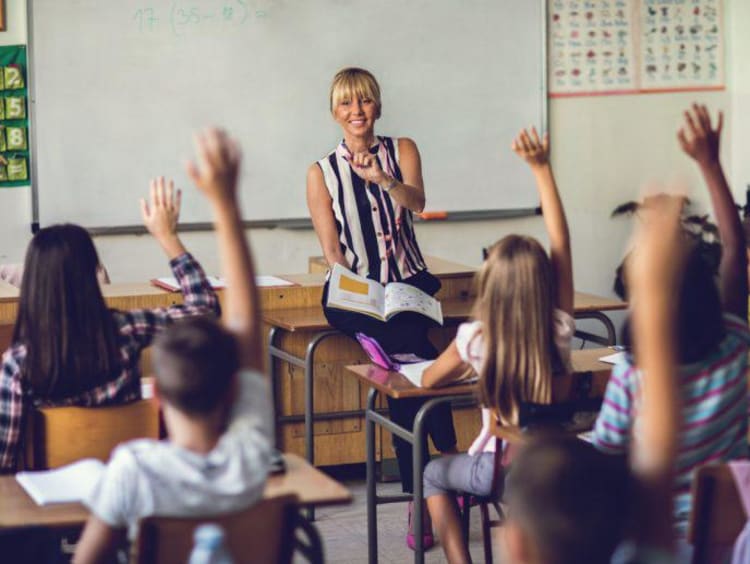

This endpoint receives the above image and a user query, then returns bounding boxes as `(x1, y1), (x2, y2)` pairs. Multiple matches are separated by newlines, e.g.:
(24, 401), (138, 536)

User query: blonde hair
(329, 67), (381, 118)
(475, 236), (565, 426)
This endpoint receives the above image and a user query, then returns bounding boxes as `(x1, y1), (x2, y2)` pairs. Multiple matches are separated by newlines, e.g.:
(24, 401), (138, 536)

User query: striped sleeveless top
(316, 136), (427, 284)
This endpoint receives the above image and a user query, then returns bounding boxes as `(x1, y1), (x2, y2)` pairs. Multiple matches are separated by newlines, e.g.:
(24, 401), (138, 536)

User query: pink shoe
(406, 501), (434, 551)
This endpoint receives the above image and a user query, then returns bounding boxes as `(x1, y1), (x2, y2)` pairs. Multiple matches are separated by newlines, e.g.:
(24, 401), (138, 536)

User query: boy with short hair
(74, 129), (271, 563)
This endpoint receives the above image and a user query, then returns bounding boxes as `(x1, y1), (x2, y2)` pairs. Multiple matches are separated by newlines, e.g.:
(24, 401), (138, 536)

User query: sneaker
(406, 501), (434, 551)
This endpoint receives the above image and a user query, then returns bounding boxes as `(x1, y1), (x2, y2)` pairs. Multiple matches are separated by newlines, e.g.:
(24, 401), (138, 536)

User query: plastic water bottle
(188, 523), (235, 564)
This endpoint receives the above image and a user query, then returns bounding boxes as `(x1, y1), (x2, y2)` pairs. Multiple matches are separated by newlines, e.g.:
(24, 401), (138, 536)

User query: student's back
(0, 180), (219, 473)
(74, 129), (273, 563)
(593, 105), (750, 536)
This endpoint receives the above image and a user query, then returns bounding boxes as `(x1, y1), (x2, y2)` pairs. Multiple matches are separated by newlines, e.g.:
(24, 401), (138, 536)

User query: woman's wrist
(379, 175), (398, 192)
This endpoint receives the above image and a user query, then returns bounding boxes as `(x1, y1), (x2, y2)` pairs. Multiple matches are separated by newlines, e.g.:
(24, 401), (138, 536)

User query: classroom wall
(0, 0), (745, 306)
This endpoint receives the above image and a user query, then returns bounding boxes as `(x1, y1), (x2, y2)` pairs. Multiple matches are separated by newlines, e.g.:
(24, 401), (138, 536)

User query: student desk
(265, 285), (625, 472)
(0, 453), (351, 531)
(346, 348), (613, 564)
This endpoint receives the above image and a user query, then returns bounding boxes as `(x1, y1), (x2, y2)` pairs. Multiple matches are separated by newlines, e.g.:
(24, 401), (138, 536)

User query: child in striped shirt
(593, 104), (750, 538)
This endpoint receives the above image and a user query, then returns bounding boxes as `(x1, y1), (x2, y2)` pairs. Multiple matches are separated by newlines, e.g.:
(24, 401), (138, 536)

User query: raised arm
(678, 104), (747, 317)
(348, 138), (426, 213)
(512, 128), (573, 315)
(186, 129), (261, 371)
(628, 194), (685, 553)
(140, 177), (187, 260)
(306, 164), (350, 270)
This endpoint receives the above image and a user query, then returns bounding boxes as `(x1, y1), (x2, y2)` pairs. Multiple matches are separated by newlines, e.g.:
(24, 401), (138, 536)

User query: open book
(16, 458), (105, 505)
(327, 264), (443, 324)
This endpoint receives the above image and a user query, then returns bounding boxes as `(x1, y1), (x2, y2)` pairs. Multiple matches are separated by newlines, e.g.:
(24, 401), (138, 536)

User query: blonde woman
(420, 128), (575, 564)
(306, 67), (457, 549)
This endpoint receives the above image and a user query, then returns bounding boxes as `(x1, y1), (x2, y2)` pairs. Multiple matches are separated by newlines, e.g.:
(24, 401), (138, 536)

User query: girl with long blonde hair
(420, 127), (575, 564)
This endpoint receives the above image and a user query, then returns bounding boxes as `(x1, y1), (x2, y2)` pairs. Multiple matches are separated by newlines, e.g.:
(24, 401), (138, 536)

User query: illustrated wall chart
(549, 0), (723, 97)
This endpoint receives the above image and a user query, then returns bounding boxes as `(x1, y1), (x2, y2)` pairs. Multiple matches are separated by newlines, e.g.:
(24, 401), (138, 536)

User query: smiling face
(329, 68), (381, 139)
(333, 94), (378, 138)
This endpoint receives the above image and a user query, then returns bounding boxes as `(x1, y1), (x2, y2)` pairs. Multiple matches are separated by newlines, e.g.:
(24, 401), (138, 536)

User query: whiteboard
(29, 0), (545, 229)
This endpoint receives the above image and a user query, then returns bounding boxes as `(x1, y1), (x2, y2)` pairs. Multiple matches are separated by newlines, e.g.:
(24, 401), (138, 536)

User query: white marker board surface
(29, 0), (545, 229)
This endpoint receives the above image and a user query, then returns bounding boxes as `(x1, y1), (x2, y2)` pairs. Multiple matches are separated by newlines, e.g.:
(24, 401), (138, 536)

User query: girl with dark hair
(593, 105), (750, 552)
(0, 177), (220, 472)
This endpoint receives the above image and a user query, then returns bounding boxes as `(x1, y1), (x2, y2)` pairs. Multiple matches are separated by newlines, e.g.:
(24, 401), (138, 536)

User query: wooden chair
(135, 494), (323, 564)
(23, 398), (160, 470)
(688, 464), (747, 564)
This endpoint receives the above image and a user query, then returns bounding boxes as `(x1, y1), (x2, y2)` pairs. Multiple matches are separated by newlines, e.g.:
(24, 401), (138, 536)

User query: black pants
(323, 270), (457, 493)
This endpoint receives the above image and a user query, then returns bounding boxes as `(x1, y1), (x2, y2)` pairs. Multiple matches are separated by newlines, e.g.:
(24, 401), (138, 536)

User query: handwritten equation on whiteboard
(133, 1), (272, 36)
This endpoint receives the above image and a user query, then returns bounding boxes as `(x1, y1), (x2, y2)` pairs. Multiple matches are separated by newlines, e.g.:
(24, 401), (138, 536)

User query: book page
(599, 351), (628, 365)
(16, 458), (105, 505)
(153, 276), (226, 291)
(255, 275), (294, 287)
(326, 264), (385, 319)
(398, 361), (435, 387)
(383, 283), (443, 325)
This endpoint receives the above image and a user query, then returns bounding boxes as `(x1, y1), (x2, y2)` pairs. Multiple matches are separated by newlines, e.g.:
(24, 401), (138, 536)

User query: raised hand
(628, 192), (688, 297)
(185, 128), (241, 205)
(511, 127), (550, 169)
(140, 176), (181, 239)
(677, 103), (723, 166)
(348, 151), (387, 185)
(140, 176), (185, 259)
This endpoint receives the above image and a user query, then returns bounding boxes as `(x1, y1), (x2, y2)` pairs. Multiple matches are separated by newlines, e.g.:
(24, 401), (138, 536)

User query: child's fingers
(166, 179), (174, 210)
(518, 129), (531, 153)
(150, 179), (158, 209)
(203, 129), (223, 169)
(157, 176), (167, 208)
(684, 108), (703, 137)
(175, 188), (182, 213)
(185, 159), (200, 186)
(542, 132), (550, 153)
(530, 126), (542, 148)
(139, 198), (150, 222)
(715, 110), (724, 135)
(193, 132), (212, 178)
(695, 103), (711, 132)
(676, 129), (690, 153)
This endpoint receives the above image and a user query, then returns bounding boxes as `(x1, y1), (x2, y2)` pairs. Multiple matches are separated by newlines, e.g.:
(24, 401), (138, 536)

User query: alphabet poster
(549, 0), (724, 97)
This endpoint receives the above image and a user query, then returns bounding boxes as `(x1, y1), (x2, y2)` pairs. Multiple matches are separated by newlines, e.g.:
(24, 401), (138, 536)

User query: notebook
(16, 458), (105, 505)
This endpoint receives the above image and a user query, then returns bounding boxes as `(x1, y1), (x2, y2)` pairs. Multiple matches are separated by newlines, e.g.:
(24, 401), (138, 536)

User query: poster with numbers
(549, 0), (724, 97)
(0, 45), (29, 187)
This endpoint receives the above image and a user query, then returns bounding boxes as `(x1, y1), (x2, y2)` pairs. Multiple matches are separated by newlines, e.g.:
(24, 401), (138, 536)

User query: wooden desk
(346, 348), (613, 564)
(0, 453), (350, 530)
(308, 255), (476, 279)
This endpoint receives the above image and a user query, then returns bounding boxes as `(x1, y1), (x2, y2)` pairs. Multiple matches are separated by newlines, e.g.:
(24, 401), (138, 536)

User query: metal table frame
(365, 388), (476, 564)
(267, 309), (617, 525)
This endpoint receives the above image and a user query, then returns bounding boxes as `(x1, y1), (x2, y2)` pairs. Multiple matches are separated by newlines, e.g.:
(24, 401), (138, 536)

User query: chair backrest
(688, 464), (746, 563)
(135, 494), (299, 564)
(23, 399), (160, 470)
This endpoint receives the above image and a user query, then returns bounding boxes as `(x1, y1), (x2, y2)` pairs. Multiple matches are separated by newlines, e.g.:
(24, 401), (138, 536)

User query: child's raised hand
(677, 104), (723, 167)
(185, 128), (241, 205)
(511, 127), (549, 169)
(627, 192), (688, 296)
(140, 176), (181, 240)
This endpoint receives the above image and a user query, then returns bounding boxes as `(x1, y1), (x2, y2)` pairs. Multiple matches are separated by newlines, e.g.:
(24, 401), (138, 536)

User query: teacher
(306, 67), (456, 549)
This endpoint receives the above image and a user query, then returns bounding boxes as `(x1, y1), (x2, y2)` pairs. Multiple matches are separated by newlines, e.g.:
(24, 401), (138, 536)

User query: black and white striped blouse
(317, 136), (427, 284)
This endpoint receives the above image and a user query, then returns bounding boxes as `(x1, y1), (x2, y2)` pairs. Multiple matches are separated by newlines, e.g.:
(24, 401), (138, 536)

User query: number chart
(0, 46), (29, 187)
